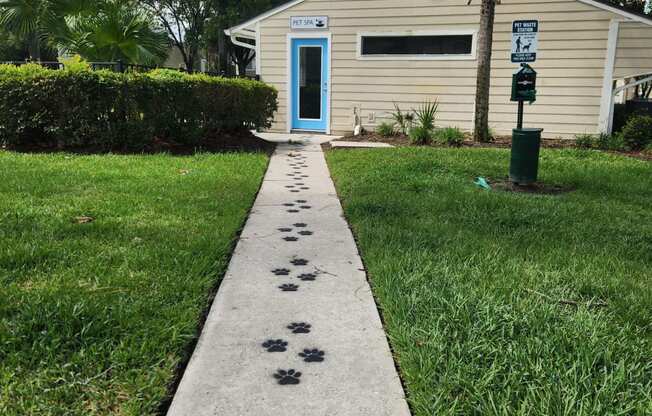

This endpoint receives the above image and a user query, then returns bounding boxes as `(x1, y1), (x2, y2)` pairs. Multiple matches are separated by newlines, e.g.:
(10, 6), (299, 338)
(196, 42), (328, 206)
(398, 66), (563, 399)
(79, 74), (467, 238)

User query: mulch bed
(334, 132), (651, 161)
(2, 129), (276, 155)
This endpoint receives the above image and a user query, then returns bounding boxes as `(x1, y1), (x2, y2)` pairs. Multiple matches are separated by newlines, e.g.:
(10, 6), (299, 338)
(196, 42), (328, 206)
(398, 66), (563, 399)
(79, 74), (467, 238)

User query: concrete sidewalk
(167, 137), (410, 416)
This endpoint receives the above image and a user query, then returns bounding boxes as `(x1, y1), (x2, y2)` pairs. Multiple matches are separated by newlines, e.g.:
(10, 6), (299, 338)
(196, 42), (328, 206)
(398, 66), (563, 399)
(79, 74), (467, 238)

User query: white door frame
(286, 32), (332, 134)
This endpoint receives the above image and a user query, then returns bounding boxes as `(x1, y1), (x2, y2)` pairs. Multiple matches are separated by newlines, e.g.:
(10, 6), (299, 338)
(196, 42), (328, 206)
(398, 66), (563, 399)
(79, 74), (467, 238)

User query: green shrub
(595, 132), (626, 151)
(413, 100), (439, 131)
(0, 64), (278, 150)
(376, 121), (396, 137)
(621, 114), (652, 151)
(409, 126), (433, 145)
(574, 133), (596, 149)
(435, 126), (464, 146)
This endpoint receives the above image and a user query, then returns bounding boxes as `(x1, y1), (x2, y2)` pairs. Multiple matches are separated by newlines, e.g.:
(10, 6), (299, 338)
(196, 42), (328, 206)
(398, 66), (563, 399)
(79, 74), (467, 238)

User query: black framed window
(361, 34), (473, 56)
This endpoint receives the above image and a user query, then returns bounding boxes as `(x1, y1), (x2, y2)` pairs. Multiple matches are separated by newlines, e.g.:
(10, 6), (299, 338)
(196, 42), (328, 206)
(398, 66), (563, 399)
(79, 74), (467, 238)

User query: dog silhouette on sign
(523, 42), (532, 52)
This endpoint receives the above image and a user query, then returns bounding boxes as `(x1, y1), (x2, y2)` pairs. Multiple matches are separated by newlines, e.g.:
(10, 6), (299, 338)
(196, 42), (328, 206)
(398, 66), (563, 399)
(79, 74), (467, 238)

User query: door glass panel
(299, 46), (322, 120)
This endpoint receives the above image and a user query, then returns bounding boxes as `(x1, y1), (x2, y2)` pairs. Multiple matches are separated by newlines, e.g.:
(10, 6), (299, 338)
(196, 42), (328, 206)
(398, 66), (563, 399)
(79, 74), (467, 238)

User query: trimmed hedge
(0, 65), (278, 149)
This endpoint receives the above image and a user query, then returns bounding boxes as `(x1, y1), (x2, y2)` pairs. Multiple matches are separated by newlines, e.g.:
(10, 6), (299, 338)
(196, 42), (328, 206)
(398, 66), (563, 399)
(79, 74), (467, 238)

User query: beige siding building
(227, 0), (652, 138)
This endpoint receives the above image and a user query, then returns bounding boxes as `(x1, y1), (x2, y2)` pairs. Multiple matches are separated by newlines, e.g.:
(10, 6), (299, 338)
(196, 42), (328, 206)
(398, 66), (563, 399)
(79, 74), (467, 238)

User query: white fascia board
(578, 0), (652, 26)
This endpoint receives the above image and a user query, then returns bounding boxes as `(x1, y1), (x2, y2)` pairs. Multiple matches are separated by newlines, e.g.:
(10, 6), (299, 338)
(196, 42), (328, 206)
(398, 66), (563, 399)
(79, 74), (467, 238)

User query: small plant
(377, 121), (396, 137)
(435, 127), (464, 147)
(413, 100), (439, 131)
(574, 133), (596, 149)
(409, 126), (433, 145)
(391, 103), (414, 135)
(620, 115), (652, 150)
(595, 132), (626, 151)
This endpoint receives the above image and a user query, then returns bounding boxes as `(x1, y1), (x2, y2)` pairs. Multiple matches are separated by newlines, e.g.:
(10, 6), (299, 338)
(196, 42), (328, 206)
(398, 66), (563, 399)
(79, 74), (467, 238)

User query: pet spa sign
(290, 16), (329, 30)
(511, 20), (539, 63)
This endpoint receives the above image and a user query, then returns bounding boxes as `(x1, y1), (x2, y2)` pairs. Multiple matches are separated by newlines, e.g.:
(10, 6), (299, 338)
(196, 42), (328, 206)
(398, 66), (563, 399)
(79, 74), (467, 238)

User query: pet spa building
(226, 0), (652, 138)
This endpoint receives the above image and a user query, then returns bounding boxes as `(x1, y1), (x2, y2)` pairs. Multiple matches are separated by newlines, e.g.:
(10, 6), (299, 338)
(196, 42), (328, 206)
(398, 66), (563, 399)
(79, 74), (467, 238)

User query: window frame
(356, 30), (478, 61)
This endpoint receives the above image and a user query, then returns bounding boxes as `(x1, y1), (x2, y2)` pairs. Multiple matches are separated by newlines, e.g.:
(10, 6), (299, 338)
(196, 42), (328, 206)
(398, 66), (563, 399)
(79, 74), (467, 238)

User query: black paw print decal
(296, 200), (307, 203)
(287, 209), (300, 213)
(262, 339), (288, 352)
(278, 227), (292, 232)
(283, 236), (299, 242)
(298, 273), (316, 281)
(298, 231), (313, 236)
(279, 283), (299, 292)
(293, 223), (307, 228)
(290, 258), (309, 266)
(287, 322), (311, 333)
(299, 349), (325, 363)
(274, 369), (302, 385)
(283, 203), (295, 207)
(272, 268), (290, 276)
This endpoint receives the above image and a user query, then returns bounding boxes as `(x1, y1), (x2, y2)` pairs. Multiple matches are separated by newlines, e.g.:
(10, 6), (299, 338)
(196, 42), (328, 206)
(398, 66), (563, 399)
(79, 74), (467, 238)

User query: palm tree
(61, 1), (169, 65)
(0, 0), (91, 60)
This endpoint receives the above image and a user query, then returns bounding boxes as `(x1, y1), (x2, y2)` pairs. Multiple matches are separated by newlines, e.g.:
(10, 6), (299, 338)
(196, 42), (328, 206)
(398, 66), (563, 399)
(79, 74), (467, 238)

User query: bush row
(575, 115), (652, 152)
(0, 65), (278, 149)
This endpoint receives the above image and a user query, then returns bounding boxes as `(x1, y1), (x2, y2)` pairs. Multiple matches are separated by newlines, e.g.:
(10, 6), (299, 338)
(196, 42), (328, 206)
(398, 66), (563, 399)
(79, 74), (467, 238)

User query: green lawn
(0, 151), (268, 415)
(326, 148), (651, 415)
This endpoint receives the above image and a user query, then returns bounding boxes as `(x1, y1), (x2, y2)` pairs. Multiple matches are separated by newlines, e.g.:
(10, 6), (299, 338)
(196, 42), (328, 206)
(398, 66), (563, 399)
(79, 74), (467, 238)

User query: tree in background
(60, 1), (168, 65)
(470, 0), (498, 142)
(205, 0), (286, 75)
(0, 0), (91, 60)
(608, 0), (649, 13)
(141, 0), (215, 72)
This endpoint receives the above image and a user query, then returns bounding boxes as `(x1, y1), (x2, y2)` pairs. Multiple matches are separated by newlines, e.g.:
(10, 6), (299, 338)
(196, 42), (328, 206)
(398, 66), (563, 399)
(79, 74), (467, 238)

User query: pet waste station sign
(511, 20), (538, 63)
(291, 16), (328, 30)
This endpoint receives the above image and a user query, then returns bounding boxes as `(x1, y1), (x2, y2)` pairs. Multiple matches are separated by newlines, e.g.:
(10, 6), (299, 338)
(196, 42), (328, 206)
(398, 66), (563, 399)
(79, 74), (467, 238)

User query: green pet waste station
(510, 64), (543, 185)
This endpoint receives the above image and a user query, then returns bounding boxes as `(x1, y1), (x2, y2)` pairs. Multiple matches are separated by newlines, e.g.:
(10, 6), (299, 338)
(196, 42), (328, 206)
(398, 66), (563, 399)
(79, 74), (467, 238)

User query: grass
(0, 151), (268, 415)
(326, 147), (652, 415)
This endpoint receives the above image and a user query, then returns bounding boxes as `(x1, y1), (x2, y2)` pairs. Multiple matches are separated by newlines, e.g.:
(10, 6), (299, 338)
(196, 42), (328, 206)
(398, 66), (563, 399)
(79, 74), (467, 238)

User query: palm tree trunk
(473, 0), (496, 142)
(29, 32), (42, 61)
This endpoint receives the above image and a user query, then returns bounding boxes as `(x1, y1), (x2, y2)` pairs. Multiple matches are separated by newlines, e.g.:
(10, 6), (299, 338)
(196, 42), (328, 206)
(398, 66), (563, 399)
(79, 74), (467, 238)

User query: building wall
(614, 21), (652, 79)
(258, 0), (627, 138)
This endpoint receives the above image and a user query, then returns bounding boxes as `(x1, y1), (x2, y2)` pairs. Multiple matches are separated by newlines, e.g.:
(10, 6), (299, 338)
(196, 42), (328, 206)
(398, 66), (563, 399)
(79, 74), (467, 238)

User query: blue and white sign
(290, 16), (328, 30)
(511, 20), (538, 63)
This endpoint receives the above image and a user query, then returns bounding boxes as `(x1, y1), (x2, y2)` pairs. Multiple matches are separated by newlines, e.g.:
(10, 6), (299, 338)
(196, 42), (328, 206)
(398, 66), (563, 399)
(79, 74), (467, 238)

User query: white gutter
(598, 19), (620, 134)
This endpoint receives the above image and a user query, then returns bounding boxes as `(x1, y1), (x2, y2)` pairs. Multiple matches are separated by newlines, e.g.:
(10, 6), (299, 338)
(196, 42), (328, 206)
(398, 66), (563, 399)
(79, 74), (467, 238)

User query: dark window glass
(299, 46), (322, 120)
(361, 35), (473, 56)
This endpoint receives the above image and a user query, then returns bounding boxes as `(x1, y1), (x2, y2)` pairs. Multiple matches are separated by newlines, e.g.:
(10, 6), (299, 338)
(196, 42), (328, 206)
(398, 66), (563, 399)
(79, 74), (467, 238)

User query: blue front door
(291, 38), (329, 132)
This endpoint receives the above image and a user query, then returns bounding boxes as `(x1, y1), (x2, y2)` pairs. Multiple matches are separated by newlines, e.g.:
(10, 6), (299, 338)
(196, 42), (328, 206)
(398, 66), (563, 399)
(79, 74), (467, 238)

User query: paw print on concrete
(272, 268), (291, 276)
(262, 339), (288, 352)
(297, 273), (316, 281)
(283, 236), (299, 242)
(274, 369), (302, 385)
(290, 258), (309, 266)
(299, 349), (325, 362)
(279, 283), (299, 292)
(287, 322), (311, 334)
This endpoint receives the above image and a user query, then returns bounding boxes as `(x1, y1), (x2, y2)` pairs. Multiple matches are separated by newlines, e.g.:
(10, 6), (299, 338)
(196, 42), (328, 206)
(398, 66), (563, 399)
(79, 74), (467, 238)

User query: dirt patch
(3, 129), (275, 156)
(489, 178), (575, 195)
